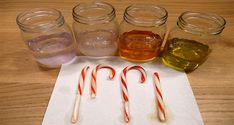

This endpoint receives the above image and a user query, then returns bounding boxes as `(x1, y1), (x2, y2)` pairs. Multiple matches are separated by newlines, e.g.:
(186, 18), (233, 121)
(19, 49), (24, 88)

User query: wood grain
(0, 0), (234, 125)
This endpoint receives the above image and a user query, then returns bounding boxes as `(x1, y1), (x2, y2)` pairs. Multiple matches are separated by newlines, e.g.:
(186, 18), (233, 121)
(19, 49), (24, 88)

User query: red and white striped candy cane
(90, 64), (116, 98)
(153, 72), (167, 122)
(121, 65), (147, 122)
(71, 66), (89, 124)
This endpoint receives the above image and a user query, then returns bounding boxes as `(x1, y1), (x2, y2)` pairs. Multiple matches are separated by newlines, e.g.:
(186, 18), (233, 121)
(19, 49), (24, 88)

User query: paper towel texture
(42, 56), (204, 125)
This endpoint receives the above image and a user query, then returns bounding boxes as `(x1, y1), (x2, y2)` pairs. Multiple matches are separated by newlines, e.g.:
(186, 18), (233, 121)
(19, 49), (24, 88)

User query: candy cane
(121, 65), (147, 122)
(71, 66), (89, 124)
(153, 72), (167, 122)
(90, 64), (116, 98)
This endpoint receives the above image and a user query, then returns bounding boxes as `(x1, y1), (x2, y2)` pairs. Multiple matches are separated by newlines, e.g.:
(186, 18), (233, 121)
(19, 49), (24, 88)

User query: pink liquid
(27, 32), (76, 68)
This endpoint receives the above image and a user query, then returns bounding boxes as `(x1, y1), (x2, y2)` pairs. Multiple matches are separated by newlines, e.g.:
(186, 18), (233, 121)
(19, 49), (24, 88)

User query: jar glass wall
(161, 11), (226, 72)
(72, 2), (119, 57)
(119, 4), (168, 62)
(16, 8), (77, 68)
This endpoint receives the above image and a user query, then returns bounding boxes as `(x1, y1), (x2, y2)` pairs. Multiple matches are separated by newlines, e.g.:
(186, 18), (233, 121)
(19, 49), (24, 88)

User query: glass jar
(16, 8), (77, 68)
(72, 2), (119, 57)
(119, 4), (168, 62)
(161, 11), (226, 72)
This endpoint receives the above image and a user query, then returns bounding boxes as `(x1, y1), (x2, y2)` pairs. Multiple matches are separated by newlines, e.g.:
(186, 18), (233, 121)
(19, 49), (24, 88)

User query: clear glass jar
(72, 2), (119, 57)
(161, 11), (226, 72)
(16, 8), (76, 68)
(119, 4), (168, 62)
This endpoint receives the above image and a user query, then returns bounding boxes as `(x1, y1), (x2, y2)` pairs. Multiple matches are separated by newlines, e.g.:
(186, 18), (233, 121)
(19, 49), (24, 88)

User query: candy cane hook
(90, 64), (116, 98)
(121, 65), (147, 122)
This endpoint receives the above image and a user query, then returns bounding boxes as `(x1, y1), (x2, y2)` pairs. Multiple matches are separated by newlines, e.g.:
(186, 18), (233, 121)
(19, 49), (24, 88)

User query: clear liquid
(162, 38), (211, 72)
(27, 32), (76, 68)
(76, 30), (118, 57)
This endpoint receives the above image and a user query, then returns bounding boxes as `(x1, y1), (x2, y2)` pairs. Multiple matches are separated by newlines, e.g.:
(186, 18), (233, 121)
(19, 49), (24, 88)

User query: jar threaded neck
(123, 4), (168, 27)
(72, 2), (116, 24)
(16, 8), (64, 32)
(177, 11), (226, 35)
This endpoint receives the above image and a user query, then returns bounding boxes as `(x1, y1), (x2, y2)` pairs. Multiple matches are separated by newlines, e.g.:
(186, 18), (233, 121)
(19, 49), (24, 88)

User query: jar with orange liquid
(119, 4), (168, 62)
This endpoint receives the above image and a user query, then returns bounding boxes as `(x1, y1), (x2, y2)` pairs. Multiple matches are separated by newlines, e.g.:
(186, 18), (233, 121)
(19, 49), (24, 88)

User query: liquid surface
(119, 30), (163, 62)
(161, 38), (211, 72)
(27, 32), (76, 68)
(76, 30), (118, 57)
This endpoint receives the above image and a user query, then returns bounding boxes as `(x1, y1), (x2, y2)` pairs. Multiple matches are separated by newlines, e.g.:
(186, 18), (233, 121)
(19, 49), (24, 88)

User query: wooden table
(0, 0), (234, 125)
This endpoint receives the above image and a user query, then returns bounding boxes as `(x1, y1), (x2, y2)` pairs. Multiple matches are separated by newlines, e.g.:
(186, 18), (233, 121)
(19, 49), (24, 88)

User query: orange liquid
(119, 30), (163, 62)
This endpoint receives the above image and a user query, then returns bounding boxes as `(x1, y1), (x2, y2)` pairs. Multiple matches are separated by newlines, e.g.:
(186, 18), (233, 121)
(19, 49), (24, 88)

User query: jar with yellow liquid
(161, 11), (226, 72)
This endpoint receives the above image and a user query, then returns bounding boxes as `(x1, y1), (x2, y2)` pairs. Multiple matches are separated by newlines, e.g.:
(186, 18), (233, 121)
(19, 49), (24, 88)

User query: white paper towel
(42, 56), (204, 125)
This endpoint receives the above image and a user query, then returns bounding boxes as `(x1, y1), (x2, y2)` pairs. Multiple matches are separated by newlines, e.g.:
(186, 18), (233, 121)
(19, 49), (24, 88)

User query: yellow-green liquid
(162, 38), (211, 72)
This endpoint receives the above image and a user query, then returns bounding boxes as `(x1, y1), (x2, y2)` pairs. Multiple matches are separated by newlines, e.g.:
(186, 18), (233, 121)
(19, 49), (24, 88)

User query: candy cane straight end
(124, 108), (130, 122)
(124, 116), (130, 123)
(157, 104), (167, 122)
(90, 93), (96, 99)
(71, 66), (89, 124)
(159, 113), (167, 122)
(153, 72), (167, 122)
(71, 94), (81, 124)
(71, 117), (77, 124)
(123, 101), (130, 122)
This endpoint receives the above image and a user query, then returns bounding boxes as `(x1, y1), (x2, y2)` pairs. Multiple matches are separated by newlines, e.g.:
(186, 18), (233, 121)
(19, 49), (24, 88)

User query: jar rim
(72, 2), (116, 24)
(123, 4), (168, 27)
(16, 8), (64, 32)
(177, 11), (226, 35)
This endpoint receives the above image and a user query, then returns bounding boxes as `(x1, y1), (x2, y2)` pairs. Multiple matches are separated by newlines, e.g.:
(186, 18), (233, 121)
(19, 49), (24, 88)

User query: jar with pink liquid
(16, 8), (77, 68)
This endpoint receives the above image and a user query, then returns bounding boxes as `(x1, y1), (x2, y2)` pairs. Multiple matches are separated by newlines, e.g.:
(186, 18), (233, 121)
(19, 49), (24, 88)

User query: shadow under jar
(161, 11), (226, 72)
(119, 4), (168, 62)
(72, 2), (119, 57)
(16, 8), (77, 68)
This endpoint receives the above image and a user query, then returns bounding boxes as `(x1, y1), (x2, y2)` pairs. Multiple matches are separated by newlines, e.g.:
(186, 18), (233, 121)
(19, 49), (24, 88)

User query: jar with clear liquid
(72, 2), (119, 57)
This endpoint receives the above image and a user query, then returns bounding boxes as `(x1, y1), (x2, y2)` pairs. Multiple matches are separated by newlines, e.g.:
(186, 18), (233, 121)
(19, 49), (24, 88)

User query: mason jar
(16, 8), (77, 68)
(161, 11), (226, 72)
(119, 4), (168, 62)
(72, 2), (119, 57)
